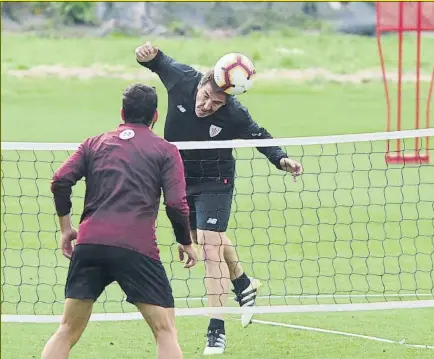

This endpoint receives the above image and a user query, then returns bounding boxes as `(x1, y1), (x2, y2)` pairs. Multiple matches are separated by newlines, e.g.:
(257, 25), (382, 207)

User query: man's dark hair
(198, 69), (228, 95)
(122, 84), (158, 126)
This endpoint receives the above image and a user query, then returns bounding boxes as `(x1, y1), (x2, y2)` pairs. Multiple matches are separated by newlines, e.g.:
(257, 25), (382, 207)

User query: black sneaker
(203, 328), (226, 355)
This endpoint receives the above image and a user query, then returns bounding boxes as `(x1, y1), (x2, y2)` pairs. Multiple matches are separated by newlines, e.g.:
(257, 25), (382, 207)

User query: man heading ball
(136, 42), (303, 356)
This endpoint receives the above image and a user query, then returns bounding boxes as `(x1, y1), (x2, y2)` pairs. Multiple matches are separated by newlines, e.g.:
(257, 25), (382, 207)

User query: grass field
(1, 31), (434, 358)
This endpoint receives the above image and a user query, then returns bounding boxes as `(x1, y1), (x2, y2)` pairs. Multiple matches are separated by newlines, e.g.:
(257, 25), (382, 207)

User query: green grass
(1, 77), (433, 142)
(2, 31), (434, 73)
(1, 31), (434, 358)
(2, 311), (434, 359)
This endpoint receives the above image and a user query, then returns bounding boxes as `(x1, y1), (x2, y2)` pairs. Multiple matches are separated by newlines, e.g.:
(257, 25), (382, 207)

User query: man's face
(195, 83), (227, 118)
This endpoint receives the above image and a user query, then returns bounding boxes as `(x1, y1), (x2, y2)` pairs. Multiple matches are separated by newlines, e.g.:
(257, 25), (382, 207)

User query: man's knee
(59, 298), (93, 345)
(197, 230), (230, 246)
(197, 230), (228, 260)
(136, 304), (177, 339)
(54, 323), (81, 347)
(154, 320), (177, 342)
(152, 318), (176, 341)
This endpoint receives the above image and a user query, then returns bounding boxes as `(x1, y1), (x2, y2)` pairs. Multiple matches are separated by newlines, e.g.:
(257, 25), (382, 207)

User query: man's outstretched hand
(135, 41), (159, 63)
(280, 158), (303, 181)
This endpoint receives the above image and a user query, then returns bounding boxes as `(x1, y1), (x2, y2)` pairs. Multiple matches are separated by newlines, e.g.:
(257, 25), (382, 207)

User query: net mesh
(1, 130), (434, 319)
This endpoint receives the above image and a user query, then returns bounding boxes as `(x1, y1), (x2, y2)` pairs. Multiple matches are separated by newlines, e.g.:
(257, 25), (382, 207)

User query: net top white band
(2, 300), (434, 323)
(1, 128), (433, 151)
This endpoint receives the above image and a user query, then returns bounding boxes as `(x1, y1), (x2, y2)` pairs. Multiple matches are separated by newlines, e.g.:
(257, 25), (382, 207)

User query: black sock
(232, 272), (250, 294)
(208, 318), (225, 334)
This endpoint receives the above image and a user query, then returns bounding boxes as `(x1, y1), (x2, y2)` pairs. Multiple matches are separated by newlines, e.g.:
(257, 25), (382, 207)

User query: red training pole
(415, 2), (422, 154)
(396, 2), (404, 154)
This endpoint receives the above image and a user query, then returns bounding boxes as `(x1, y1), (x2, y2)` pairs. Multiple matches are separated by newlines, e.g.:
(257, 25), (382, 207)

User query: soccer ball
(213, 53), (256, 95)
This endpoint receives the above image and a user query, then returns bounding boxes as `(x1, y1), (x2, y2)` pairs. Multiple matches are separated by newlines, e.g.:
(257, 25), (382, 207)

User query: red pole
(397, 2), (404, 154)
(426, 66), (434, 162)
(415, 2), (422, 154)
(376, 3), (392, 155)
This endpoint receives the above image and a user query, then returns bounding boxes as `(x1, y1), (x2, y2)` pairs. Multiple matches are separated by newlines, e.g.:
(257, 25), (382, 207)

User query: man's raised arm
(135, 41), (198, 91)
(236, 105), (303, 177)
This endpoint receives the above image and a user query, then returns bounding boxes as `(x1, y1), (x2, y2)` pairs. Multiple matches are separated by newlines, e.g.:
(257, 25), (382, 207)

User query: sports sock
(232, 272), (250, 294)
(208, 318), (225, 334)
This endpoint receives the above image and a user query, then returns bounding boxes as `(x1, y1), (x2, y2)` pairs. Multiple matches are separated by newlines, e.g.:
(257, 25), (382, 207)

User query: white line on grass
(251, 319), (434, 350)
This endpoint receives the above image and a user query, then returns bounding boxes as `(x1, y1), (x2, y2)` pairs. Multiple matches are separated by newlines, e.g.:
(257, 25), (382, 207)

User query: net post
(377, 2), (433, 164)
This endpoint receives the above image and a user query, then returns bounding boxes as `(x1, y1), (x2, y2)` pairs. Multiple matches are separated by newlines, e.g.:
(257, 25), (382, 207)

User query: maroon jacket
(51, 123), (191, 261)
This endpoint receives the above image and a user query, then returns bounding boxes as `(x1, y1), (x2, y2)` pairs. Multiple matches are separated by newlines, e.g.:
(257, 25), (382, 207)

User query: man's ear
(155, 110), (160, 122)
(153, 109), (159, 124)
(120, 108), (125, 122)
(150, 109), (159, 129)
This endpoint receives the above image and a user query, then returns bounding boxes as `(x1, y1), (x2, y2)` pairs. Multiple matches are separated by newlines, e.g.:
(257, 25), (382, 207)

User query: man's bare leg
(136, 303), (182, 359)
(193, 229), (242, 280)
(41, 298), (93, 359)
(220, 233), (261, 327)
(193, 229), (261, 354)
(222, 234), (245, 281)
(196, 229), (230, 355)
(195, 229), (261, 329)
(193, 229), (256, 306)
(197, 229), (231, 320)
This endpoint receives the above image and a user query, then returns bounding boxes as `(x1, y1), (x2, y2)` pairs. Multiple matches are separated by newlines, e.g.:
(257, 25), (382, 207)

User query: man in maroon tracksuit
(41, 84), (197, 359)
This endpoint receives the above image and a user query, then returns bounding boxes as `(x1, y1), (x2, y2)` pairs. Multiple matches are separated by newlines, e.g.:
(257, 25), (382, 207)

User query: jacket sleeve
(236, 105), (288, 170)
(51, 141), (88, 216)
(137, 50), (199, 91)
(160, 144), (192, 245)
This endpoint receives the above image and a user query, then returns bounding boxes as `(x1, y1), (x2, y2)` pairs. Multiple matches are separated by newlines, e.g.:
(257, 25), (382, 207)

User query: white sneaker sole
(203, 347), (225, 355)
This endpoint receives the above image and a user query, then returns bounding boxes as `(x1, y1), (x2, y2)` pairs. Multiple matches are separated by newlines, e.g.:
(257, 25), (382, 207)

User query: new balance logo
(177, 105), (186, 113)
(206, 218), (218, 224)
(209, 125), (222, 138)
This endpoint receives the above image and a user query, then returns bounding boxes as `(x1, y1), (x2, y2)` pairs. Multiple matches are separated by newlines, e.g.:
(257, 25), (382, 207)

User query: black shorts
(187, 180), (234, 232)
(65, 244), (174, 308)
